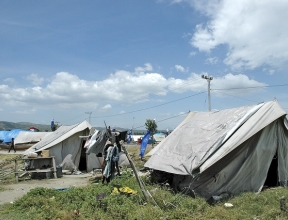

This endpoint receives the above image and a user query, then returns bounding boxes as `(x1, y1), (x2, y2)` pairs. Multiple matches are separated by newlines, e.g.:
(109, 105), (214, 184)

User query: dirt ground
(0, 144), (144, 206)
(0, 149), (102, 205)
(0, 172), (99, 205)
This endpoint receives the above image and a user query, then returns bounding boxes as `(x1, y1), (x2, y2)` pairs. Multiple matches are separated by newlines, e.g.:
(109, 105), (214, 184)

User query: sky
(1, 0), (288, 131)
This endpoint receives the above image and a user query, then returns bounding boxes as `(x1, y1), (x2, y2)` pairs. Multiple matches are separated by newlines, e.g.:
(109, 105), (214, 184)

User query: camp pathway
(0, 149), (25, 155)
(0, 173), (93, 205)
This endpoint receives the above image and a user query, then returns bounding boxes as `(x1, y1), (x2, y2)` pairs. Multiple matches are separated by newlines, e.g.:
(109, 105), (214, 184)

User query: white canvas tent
(153, 133), (166, 143)
(25, 120), (103, 172)
(15, 131), (52, 145)
(145, 100), (288, 199)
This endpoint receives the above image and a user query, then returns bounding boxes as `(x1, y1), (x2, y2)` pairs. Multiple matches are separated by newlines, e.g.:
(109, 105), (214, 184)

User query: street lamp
(202, 74), (213, 111)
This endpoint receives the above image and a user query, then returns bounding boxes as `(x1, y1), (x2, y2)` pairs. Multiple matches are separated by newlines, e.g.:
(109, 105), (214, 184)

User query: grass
(0, 153), (24, 185)
(0, 186), (7, 192)
(0, 154), (18, 163)
(125, 144), (154, 169)
(1, 145), (288, 219)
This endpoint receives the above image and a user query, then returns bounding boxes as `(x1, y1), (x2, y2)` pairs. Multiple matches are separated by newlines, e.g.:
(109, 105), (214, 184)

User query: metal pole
(133, 117), (134, 135)
(85, 112), (92, 124)
(202, 74), (213, 111)
(208, 79), (211, 111)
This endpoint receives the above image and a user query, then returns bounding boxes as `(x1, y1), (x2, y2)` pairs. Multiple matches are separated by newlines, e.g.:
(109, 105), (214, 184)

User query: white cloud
(100, 104), (112, 111)
(175, 65), (186, 72)
(135, 63), (153, 73)
(171, 0), (183, 4)
(205, 57), (218, 65)
(189, 0), (288, 70)
(14, 108), (37, 114)
(3, 78), (15, 83)
(269, 70), (275, 75)
(0, 65), (266, 110)
(212, 73), (267, 96)
(26, 73), (44, 85)
(189, 51), (197, 56)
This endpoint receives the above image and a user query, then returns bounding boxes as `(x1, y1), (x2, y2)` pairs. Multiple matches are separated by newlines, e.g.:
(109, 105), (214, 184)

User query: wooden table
(15, 156), (57, 182)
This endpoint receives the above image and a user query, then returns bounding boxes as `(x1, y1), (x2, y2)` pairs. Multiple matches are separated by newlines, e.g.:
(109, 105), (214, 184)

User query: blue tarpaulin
(127, 129), (132, 143)
(2, 129), (26, 143)
(139, 130), (151, 158)
(0, 131), (10, 142)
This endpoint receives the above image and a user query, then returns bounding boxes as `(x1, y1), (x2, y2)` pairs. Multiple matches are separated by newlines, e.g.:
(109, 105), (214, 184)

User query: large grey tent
(25, 120), (103, 172)
(145, 100), (288, 199)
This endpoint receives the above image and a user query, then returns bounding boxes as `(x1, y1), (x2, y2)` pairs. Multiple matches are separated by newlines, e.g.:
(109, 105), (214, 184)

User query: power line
(214, 91), (258, 103)
(212, 83), (288, 91)
(133, 111), (189, 130)
(156, 111), (189, 123)
(59, 78), (205, 124)
(155, 77), (203, 95)
(85, 112), (92, 123)
(61, 80), (288, 124)
(91, 91), (205, 119)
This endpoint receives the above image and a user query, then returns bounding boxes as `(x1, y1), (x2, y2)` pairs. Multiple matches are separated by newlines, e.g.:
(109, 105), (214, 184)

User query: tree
(51, 123), (60, 131)
(145, 119), (157, 147)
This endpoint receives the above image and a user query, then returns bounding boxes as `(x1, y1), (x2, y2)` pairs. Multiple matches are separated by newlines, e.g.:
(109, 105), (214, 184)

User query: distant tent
(11, 131), (53, 149)
(3, 129), (27, 143)
(29, 126), (40, 132)
(145, 100), (288, 200)
(25, 120), (98, 172)
(153, 132), (166, 143)
(15, 131), (52, 145)
(0, 131), (10, 142)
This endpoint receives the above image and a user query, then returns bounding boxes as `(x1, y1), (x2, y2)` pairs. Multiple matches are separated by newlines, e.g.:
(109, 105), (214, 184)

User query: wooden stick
(122, 146), (149, 201)
(15, 159), (18, 182)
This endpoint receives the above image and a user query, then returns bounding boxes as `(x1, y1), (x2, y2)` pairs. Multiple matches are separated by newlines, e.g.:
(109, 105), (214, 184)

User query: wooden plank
(24, 157), (54, 160)
(52, 157), (57, 179)
(19, 171), (28, 178)
(15, 159), (18, 182)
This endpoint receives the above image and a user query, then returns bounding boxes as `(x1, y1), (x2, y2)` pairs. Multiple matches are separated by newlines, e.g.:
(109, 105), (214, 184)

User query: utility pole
(132, 117), (134, 135)
(202, 74), (213, 111)
(85, 112), (92, 124)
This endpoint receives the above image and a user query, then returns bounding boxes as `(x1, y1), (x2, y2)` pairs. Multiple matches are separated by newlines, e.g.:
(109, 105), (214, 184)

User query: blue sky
(1, 0), (288, 130)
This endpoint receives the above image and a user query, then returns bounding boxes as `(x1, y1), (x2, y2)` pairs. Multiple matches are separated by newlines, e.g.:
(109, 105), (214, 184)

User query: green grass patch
(1, 146), (288, 219)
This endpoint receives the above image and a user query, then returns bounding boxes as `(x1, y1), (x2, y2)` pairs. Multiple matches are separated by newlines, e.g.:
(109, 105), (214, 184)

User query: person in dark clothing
(8, 138), (16, 153)
(115, 131), (128, 152)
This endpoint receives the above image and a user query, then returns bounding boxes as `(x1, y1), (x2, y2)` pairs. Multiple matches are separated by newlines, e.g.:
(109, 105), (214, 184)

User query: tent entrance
(79, 140), (87, 172)
(264, 153), (278, 187)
